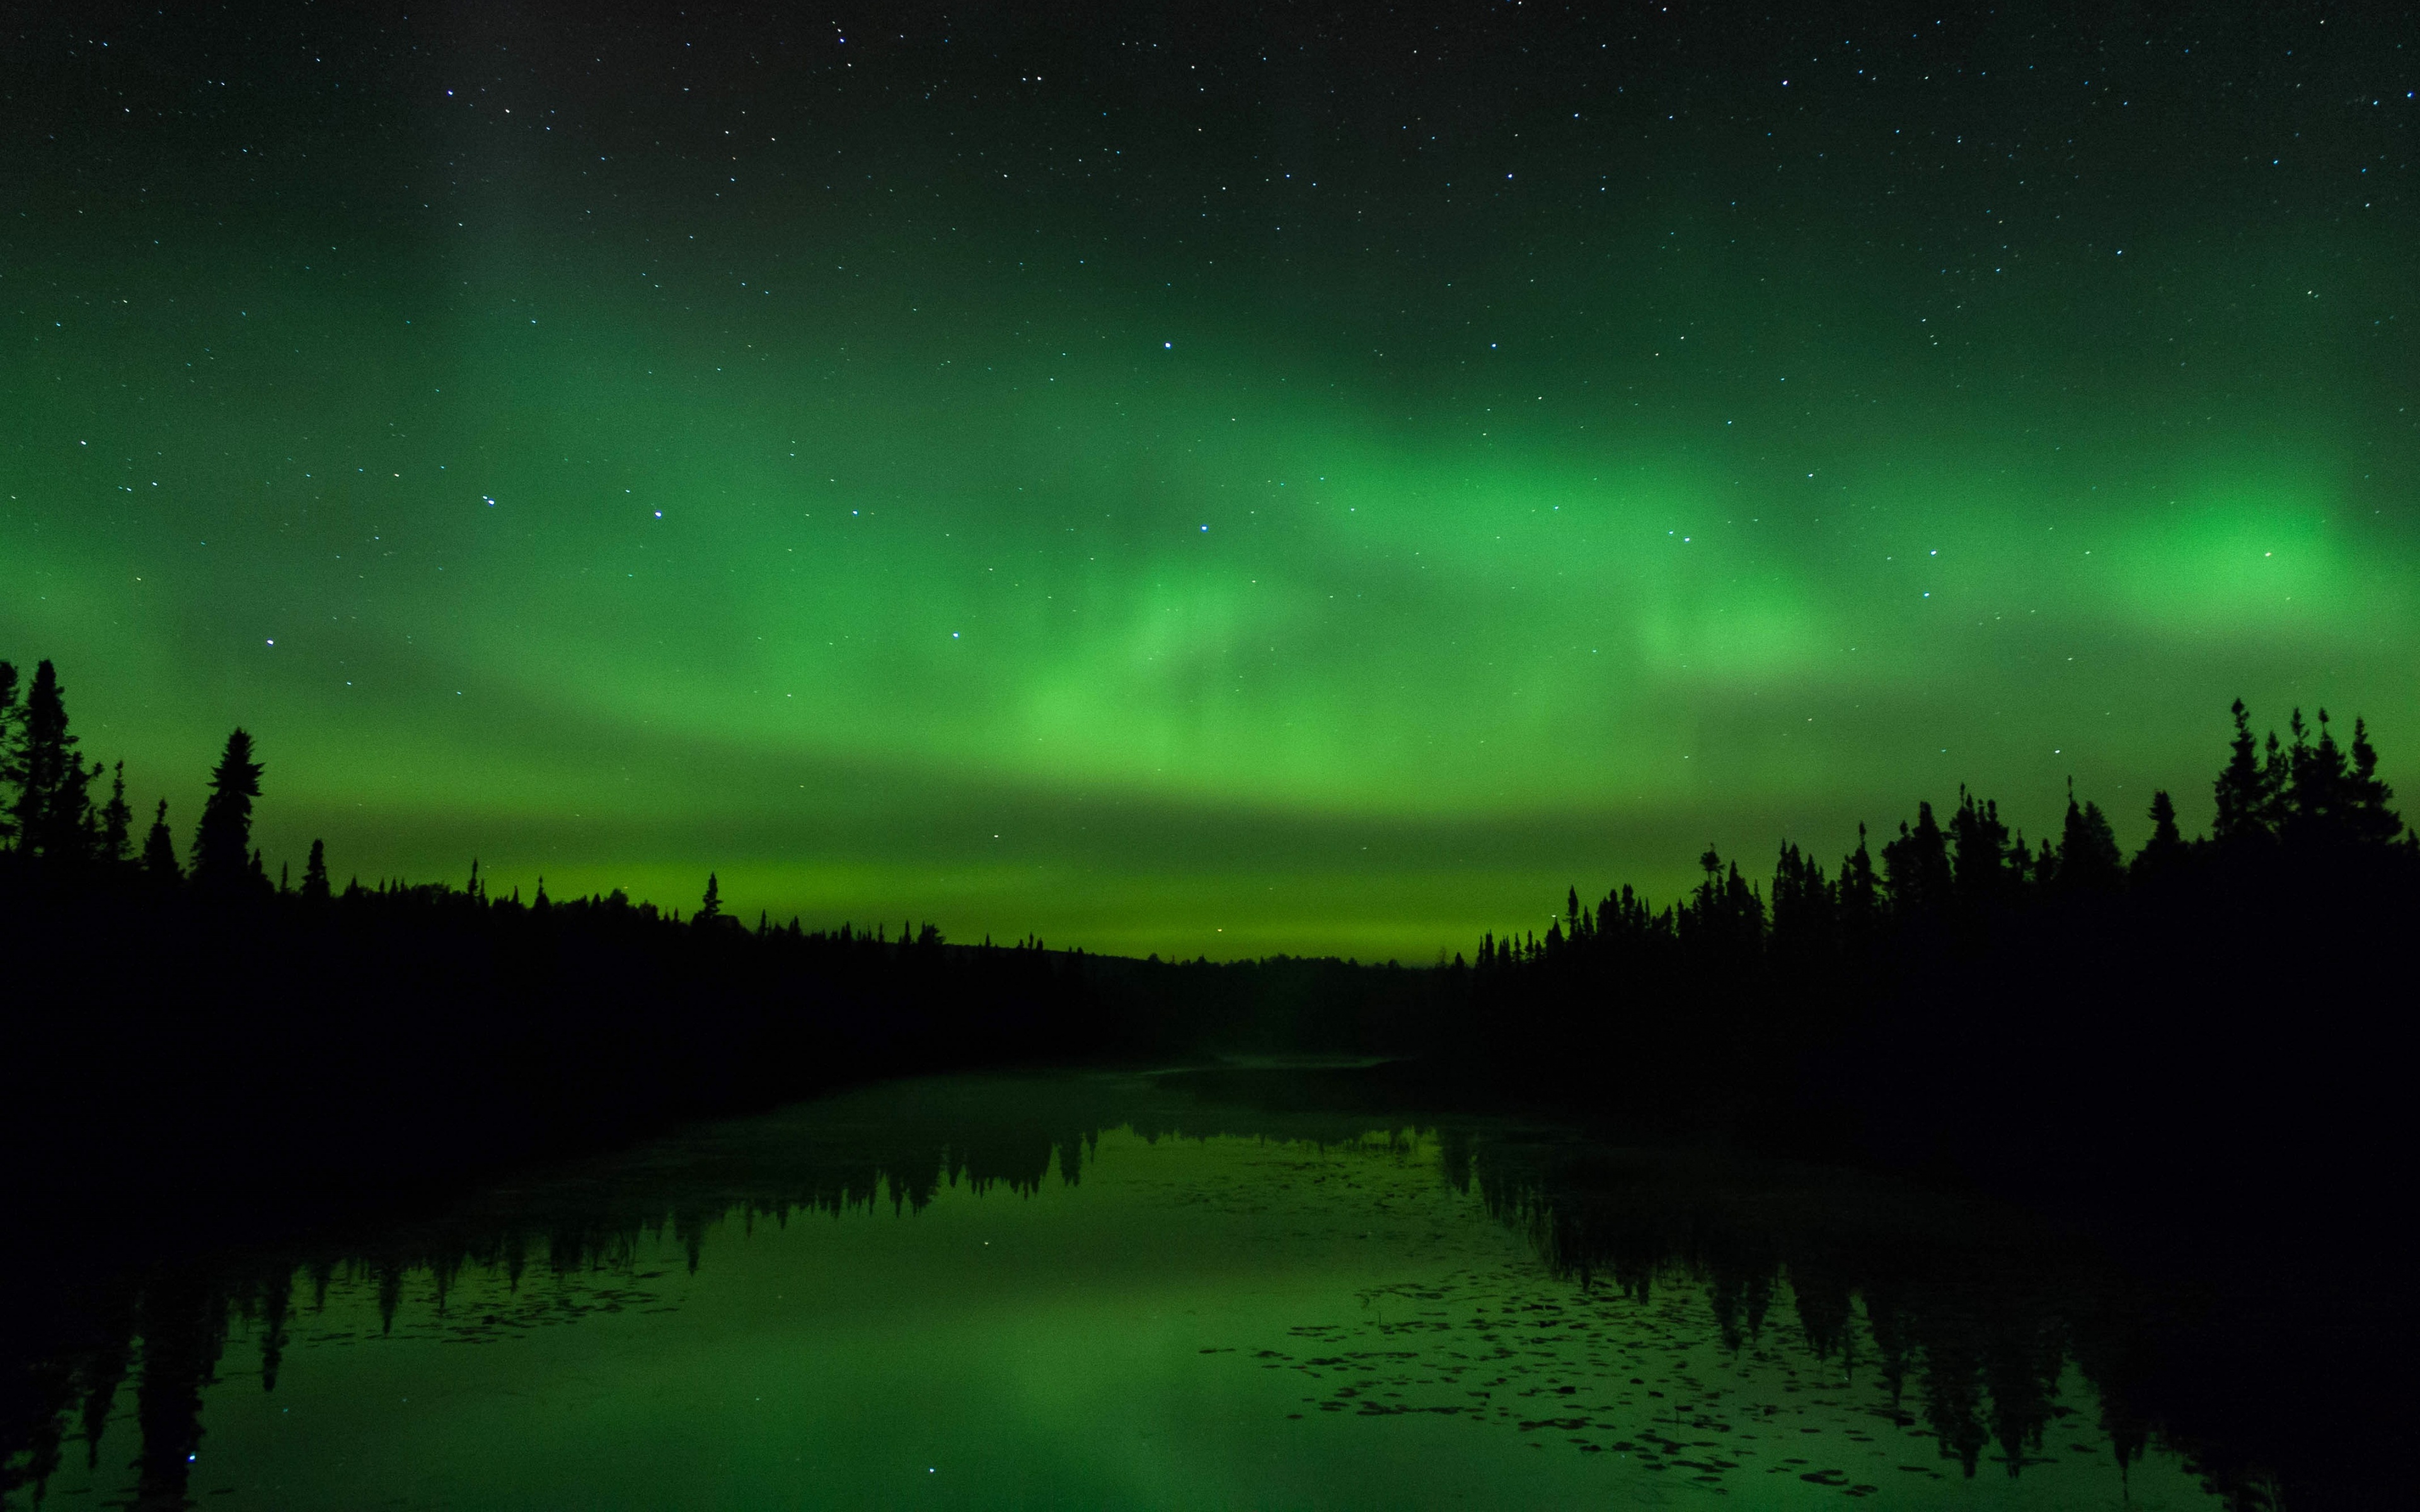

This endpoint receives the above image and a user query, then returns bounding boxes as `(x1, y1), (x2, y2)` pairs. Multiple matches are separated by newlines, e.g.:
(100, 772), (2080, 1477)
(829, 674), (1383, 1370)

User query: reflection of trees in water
(1, 1080), (1144, 1508)
(1458, 1135), (2288, 1508)
(0, 1079), (2283, 1510)
(1464, 1139), (2080, 1480)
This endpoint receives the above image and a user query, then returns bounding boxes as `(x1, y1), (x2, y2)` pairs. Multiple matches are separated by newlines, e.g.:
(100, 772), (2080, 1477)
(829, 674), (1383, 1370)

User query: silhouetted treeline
(8, 653), (2413, 1232)
(8, 663), (2408, 1508)
(7, 653), (2413, 1231)
(1453, 699), (2416, 1232)
(10, 1068), (2393, 1511)
(0, 656), (1448, 1236)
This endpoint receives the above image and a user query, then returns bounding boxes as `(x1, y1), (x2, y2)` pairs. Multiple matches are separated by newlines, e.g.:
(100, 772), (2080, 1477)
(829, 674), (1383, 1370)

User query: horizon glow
(4, 8), (2414, 958)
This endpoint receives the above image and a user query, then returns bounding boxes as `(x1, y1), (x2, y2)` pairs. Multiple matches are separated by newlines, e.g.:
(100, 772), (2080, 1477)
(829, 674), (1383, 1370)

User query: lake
(0, 1068), (2294, 1508)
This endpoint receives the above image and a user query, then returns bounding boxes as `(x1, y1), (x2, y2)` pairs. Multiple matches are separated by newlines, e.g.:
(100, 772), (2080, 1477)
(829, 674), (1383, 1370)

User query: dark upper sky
(5, 1), (2414, 956)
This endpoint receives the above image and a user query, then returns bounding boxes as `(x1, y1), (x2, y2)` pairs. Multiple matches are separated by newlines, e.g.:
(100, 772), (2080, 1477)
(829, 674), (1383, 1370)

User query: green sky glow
(4, 8), (2414, 956)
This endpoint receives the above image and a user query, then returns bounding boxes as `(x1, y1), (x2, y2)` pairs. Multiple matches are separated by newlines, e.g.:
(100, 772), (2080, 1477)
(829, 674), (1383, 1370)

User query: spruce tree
(2260, 729), (2291, 832)
(1680, 847), (1767, 959)
(2344, 718), (2404, 846)
(301, 839), (331, 900)
(1949, 787), (2015, 909)
(1690, 845), (1724, 922)
(1724, 861), (1765, 953)
(1882, 803), (1952, 919)
(1837, 824), (1882, 947)
(190, 728), (264, 890)
(698, 872), (722, 923)
(141, 799), (181, 881)
(2131, 789), (2188, 878)
(11, 660), (84, 859)
(2211, 699), (2269, 845)
(100, 760), (134, 862)
(49, 755), (98, 860)
(1770, 842), (1811, 954)
(2054, 781), (2124, 891)
(2022, 830), (2056, 890)
(2284, 708), (2356, 846)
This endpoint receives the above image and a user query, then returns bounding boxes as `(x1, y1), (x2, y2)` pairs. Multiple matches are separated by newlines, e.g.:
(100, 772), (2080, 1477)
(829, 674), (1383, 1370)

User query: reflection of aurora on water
(2, 1074), (2271, 1509)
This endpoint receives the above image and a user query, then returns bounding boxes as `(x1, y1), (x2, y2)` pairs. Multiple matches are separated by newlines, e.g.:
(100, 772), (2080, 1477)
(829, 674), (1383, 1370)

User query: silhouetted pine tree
(2282, 708), (2361, 847)
(1882, 803), (1952, 920)
(2344, 718), (2402, 847)
(100, 761), (134, 862)
(2003, 832), (2034, 889)
(301, 839), (331, 901)
(698, 873), (722, 923)
(2210, 699), (2271, 846)
(2053, 781), (2124, 893)
(1770, 841), (1836, 964)
(1837, 824), (1882, 950)
(54, 758), (98, 860)
(2131, 790), (2188, 878)
(141, 800), (180, 881)
(1949, 788), (2017, 912)
(2260, 728), (2291, 832)
(1680, 847), (1765, 961)
(11, 660), (91, 860)
(189, 729), (264, 890)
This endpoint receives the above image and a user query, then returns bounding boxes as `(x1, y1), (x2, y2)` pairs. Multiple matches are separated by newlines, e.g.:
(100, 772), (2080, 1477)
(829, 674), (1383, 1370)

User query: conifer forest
(8, 5), (2417, 1508)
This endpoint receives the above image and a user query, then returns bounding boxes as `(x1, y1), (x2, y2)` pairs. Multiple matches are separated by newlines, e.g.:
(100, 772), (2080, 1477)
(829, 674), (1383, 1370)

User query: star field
(4, 2), (2414, 957)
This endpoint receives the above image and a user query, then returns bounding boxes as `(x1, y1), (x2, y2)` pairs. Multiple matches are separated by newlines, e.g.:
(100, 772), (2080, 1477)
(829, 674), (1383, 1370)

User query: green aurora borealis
(5, 4), (2415, 958)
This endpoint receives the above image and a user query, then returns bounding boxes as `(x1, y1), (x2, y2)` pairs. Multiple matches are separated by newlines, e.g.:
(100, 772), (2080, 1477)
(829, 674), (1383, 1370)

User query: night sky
(5, 3), (2413, 959)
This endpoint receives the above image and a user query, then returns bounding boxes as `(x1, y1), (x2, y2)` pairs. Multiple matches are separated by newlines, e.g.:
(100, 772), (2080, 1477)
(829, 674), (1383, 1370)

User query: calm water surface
(6, 1070), (2253, 1509)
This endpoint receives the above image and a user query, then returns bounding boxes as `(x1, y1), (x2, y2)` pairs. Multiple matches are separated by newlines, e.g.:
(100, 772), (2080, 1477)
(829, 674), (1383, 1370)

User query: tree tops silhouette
(3, 651), (2410, 1251)
(0, 659), (276, 891)
(3, 659), (2411, 1508)
(1456, 699), (2414, 1259)
(2209, 698), (2400, 852)
(1470, 699), (2406, 987)
(189, 729), (263, 892)
(4, 660), (100, 864)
